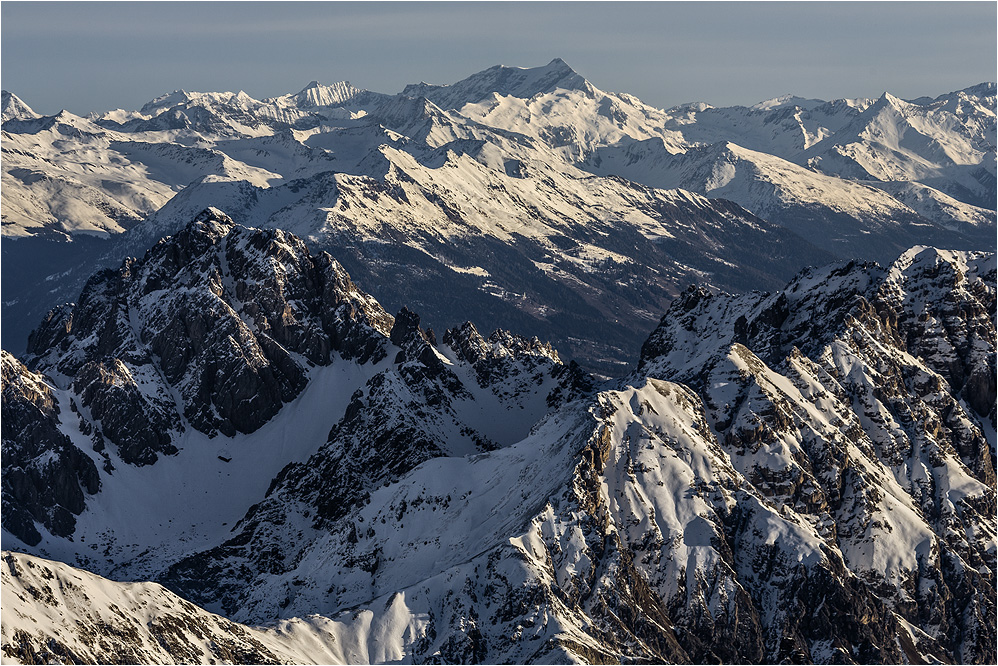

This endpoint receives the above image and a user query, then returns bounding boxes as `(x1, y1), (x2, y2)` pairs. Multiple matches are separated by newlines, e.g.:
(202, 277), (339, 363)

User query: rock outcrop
(1, 352), (99, 545)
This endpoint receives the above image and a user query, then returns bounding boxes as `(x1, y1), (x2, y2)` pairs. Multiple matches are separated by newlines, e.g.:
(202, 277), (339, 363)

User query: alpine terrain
(2, 60), (993, 373)
(1, 60), (996, 665)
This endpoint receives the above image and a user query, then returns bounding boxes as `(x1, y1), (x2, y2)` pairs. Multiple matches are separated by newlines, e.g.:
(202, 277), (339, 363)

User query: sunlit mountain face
(2, 63), (994, 664)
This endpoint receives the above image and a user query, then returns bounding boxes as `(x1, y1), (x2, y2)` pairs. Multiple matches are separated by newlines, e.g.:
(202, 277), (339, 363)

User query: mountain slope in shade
(155, 246), (995, 664)
(2, 210), (585, 580)
(5, 212), (991, 663)
(2, 102), (836, 373)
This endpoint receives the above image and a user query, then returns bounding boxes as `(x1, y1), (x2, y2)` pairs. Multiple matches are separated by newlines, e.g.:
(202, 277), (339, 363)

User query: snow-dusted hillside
(3, 212), (993, 663)
(1, 62), (995, 664)
(2, 62), (992, 371)
(1, 551), (354, 664)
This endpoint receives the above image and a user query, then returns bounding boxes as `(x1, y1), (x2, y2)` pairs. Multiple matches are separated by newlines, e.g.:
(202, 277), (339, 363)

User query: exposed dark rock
(24, 208), (395, 457)
(72, 359), (178, 465)
(1, 352), (100, 545)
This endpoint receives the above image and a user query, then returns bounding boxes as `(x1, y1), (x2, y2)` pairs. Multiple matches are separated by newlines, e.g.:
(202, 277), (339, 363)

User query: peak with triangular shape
(872, 91), (907, 110)
(401, 59), (592, 110)
(2, 90), (40, 122)
(290, 80), (365, 107)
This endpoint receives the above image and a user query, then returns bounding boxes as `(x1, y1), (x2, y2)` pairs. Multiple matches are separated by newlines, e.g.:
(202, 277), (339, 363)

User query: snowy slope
(801, 88), (997, 208)
(1, 551), (351, 665)
(4, 64), (991, 243)
(151, 247), (993, 664)
(3, 211), (583, 581)
(2, 210), (994, 662)
(3, 62), (993, 368)
(1, 91), (39, 123)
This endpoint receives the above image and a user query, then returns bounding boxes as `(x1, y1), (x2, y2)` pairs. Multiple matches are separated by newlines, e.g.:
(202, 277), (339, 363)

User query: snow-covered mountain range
(2, 207), (995, 663)
(2, 60), (993, 374)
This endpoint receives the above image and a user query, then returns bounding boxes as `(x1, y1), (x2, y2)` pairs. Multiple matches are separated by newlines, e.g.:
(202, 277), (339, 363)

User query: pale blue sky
(2, 1), (995, 115)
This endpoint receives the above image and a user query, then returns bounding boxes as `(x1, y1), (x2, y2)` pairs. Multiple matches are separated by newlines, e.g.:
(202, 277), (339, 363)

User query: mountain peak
(751, 94), (825, 112)
(875, 91), (906, 108)
(140, 89), (193, 115)
(936, 81), (997, 102)
(191, 206), (234, 225)
(1, 90), (39, 122)
(401, 59), (591, 110)
(290, 80), (364, 107)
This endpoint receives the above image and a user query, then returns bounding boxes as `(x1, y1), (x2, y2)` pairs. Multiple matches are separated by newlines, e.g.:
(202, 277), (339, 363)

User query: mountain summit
(0, 90), (39, 122)
(1, 63), (994, 371)
(402, 57), (592, 108)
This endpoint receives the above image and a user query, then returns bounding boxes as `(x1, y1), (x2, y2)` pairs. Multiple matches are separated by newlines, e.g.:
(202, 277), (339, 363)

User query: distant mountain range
(2, 60), (993, 373)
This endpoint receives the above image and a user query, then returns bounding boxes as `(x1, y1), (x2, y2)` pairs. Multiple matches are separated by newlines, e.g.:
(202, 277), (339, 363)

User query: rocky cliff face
(24, 208), (395, 462)
(3, 209), (585, 568)
(2, 217), (994, 664)
(637, 246), (996, 662)
(1, 353), (99, 546)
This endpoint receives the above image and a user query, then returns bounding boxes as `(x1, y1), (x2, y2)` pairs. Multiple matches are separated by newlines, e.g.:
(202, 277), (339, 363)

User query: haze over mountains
(1, 60), (995, 664)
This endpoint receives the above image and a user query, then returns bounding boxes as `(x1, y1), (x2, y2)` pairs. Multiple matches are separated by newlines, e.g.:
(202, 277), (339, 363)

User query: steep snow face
(583, 140), (924, 233)
(272, 80), (369, 109)
(638, 248), (996, 663)
(1, 91), (39, 122)
(581, 133), (993, 264)
(801, 88), (997, 208)
(161, 277), (992, 663)
(871, 180), (996, 230)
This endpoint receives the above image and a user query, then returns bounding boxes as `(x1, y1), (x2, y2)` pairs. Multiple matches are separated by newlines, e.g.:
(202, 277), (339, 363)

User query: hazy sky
(2, 1), (995, 115)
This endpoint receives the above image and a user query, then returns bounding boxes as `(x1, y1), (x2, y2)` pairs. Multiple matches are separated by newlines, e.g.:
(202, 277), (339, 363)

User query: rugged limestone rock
(24, 208), (395, 455)
(3, 236), (993, 664)
(1, 352), (99, 545)
(638, 247), (997, 663)
(163, 309), (584, 620)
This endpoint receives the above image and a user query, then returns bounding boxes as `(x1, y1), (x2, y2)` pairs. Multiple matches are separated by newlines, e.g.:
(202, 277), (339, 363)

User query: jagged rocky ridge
(1, 353), (100, 546)
(3, 213), (993, 663)
(1, 551), (350, 664)
(2, 209), (581, 563)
